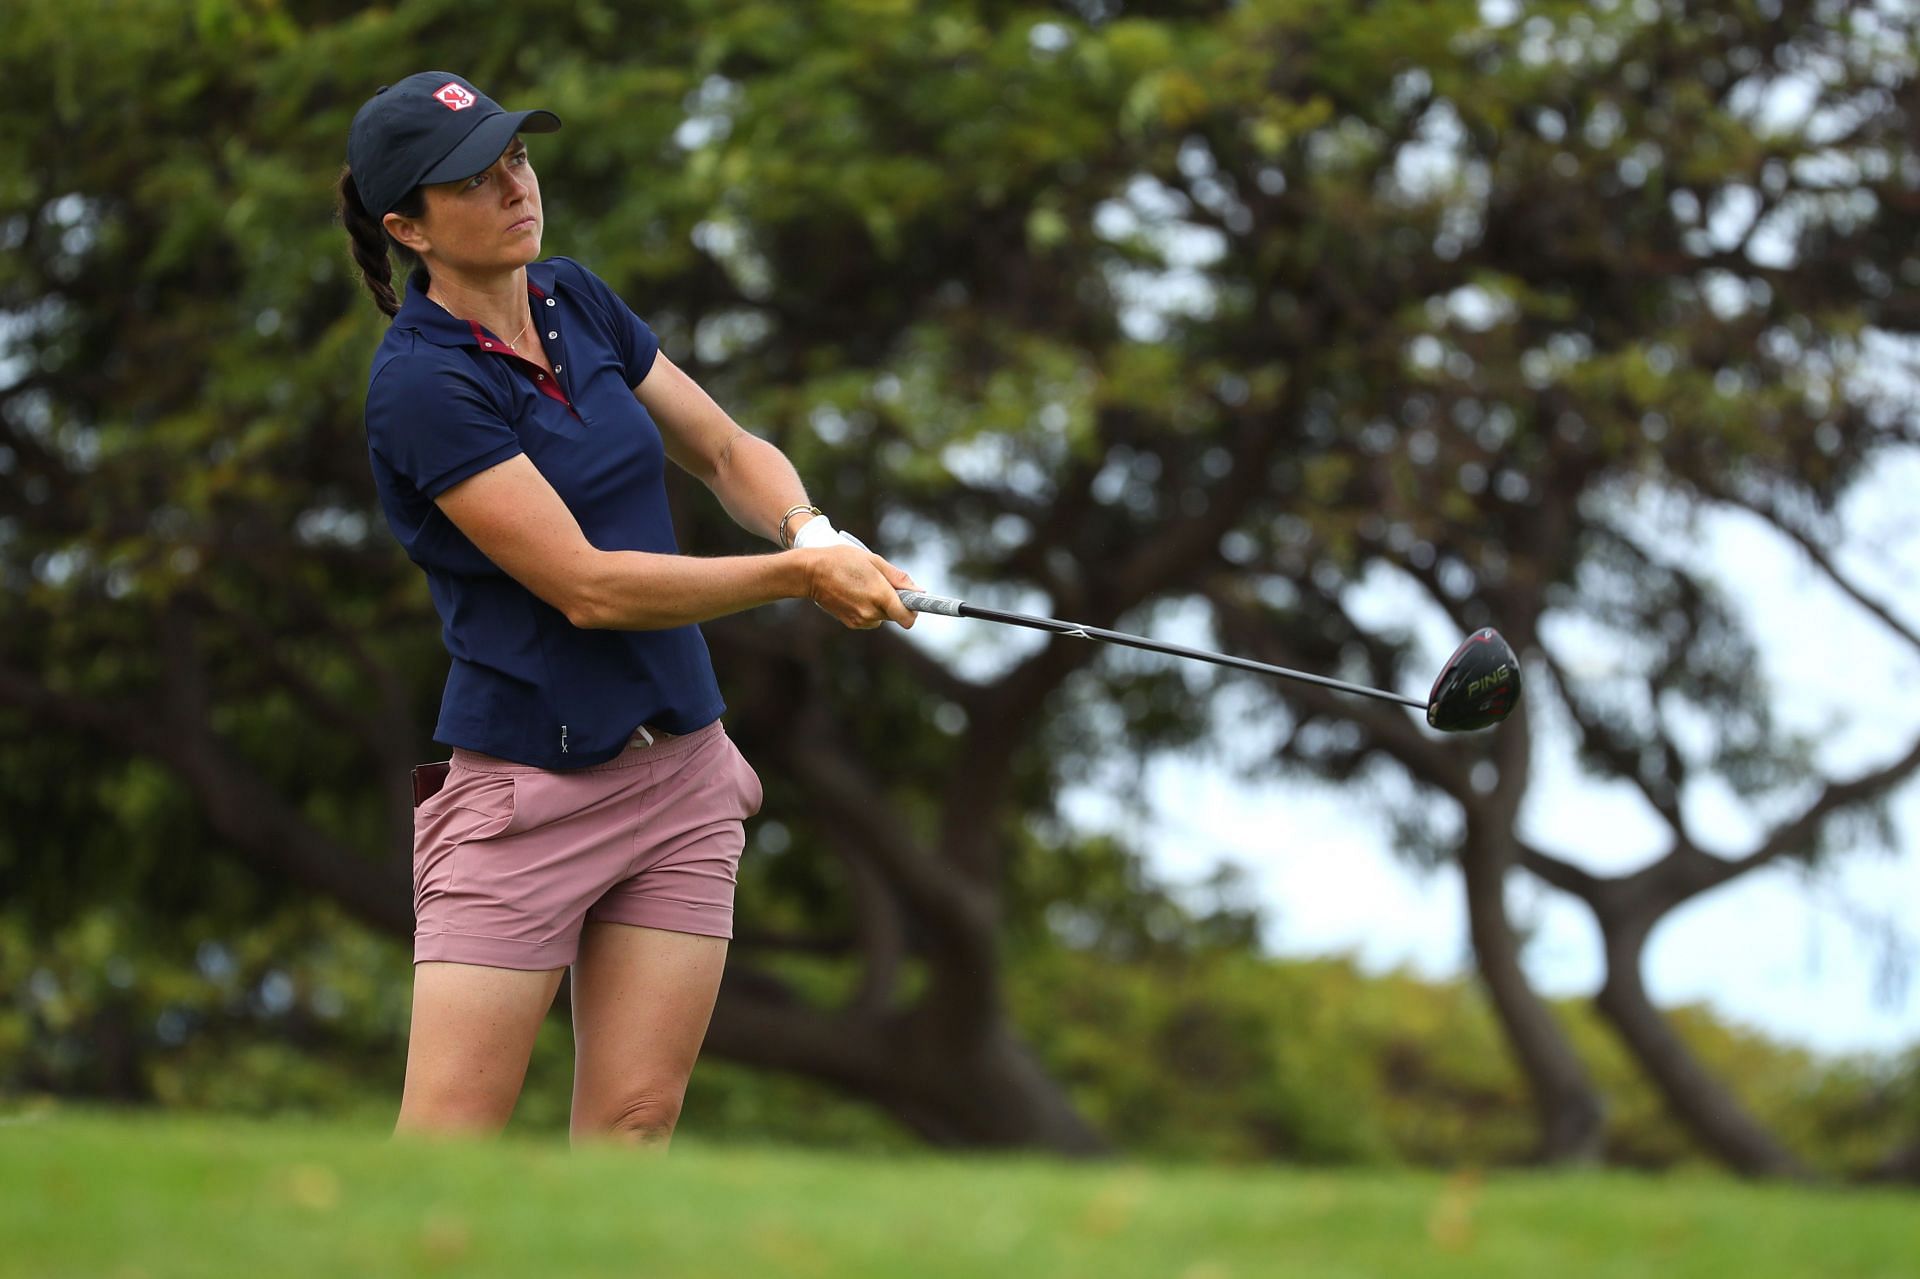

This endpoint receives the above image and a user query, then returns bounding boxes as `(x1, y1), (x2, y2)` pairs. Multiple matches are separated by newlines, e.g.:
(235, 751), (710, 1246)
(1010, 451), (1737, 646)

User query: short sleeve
(550, 256), (661, 387)
(366, 355), (524, 499)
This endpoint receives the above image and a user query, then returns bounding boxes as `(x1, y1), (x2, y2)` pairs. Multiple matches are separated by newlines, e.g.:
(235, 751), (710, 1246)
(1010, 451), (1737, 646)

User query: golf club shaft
(897, 590), (1427, 711)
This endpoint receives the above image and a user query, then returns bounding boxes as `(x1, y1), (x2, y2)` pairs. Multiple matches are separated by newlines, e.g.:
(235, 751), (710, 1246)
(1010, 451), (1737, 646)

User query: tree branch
(1516, 839), (1610, 901)
(0, 616), (412, 934)
(1716, 733), (1920, 887)
(1204, 583), (1478, 798)
(781, 729), (992, 936)
(1537, 636), (1688, 833)
(1713, 488), (1920, 654)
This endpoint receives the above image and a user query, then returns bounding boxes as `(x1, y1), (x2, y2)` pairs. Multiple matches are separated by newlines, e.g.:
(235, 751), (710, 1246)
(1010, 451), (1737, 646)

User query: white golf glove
(790, 512), (868, 552)
(792, 513), (922, 605)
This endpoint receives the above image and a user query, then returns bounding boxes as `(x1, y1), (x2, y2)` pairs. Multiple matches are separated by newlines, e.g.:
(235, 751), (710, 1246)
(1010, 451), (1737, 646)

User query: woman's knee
(579, 1087), (684, 1147)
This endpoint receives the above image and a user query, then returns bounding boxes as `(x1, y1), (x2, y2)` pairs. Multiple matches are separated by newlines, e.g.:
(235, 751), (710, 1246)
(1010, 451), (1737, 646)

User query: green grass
(1, 1104), (1913, 1278)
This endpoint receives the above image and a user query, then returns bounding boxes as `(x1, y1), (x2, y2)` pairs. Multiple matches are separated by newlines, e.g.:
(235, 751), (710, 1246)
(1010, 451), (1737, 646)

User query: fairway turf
(1, 1105), (1912, 1278)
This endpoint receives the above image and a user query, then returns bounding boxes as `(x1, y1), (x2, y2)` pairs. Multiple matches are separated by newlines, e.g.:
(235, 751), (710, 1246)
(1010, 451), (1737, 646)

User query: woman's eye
(465, 153), (525, 190)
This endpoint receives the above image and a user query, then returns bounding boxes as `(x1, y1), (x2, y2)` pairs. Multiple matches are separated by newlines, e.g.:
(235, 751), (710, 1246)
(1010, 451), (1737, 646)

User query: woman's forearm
(707, 431), (820, 546)
(574, 547), (814, 630)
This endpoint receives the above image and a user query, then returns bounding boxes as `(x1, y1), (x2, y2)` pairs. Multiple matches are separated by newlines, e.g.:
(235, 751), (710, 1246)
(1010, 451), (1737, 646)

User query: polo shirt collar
(395, 261), (563, 349)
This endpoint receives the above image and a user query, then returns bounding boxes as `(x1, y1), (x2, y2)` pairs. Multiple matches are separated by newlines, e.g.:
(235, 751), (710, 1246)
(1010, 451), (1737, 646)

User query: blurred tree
(2, 0), (1917, 1171)
(1185, 0), (1920, 1170)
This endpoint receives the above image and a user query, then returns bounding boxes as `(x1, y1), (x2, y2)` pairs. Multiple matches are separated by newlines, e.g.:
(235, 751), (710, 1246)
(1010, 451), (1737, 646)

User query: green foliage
(0, 900), (409, 1126)
(5, 900), (1913, 1176)
(1010, 942), (1920, 1177)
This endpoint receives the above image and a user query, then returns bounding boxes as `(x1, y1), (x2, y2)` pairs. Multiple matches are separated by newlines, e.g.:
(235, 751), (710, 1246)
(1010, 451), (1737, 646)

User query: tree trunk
(880, 1023), (1111, 1153)
(1460, 825), (1608, 1163)
(701, 986), (1109, 1154)
(1595, 916), (1812, 1180)
(1867, 1139), (1920, 1184)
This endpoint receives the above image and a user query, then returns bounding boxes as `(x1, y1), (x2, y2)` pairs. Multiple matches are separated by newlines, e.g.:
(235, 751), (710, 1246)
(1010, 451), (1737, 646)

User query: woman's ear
(383, 207), (431, 255)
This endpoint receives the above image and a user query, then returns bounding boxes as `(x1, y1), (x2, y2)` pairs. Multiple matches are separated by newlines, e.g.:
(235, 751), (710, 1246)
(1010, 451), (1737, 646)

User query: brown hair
(336, 167), (428, 318)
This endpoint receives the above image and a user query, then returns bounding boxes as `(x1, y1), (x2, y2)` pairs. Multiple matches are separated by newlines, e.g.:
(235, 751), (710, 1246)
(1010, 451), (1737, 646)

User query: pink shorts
(411, 719), (763, 970)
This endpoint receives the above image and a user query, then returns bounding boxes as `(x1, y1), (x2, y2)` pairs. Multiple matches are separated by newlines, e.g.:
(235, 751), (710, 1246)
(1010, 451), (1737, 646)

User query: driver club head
(1427, 628), (1521, 732)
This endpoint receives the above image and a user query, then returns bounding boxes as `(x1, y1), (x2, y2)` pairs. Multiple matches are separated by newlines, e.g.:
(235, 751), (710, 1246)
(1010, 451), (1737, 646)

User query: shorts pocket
(730, 736), (764, 818)
(413, 769), (519, 902)
(415, 763), (516, 819)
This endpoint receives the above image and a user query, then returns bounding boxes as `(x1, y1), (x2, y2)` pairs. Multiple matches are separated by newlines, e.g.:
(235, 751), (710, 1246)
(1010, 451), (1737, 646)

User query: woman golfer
(336, 72), (916, 1148)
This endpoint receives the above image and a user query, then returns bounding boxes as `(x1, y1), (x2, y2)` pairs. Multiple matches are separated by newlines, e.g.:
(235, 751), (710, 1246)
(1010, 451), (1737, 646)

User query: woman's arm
(434, 453), (915, 631)
(635, 351), (826, 546)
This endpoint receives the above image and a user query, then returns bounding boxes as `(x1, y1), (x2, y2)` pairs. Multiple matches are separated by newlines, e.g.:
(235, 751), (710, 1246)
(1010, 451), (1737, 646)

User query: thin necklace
(504, 311), (535, 351)
(429, 289), (537, 353)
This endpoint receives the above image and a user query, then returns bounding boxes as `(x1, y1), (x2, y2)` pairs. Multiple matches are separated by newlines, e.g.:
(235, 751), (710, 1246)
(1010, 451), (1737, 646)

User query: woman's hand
(802, 544), (920, 630)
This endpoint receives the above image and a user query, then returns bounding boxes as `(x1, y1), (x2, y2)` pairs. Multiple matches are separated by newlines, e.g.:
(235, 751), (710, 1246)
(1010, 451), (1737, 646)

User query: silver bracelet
(778, 503), (822, 549)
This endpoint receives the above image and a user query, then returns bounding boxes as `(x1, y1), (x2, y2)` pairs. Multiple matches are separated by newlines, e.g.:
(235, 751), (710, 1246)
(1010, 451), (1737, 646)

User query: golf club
(896, 590), (1520, 733)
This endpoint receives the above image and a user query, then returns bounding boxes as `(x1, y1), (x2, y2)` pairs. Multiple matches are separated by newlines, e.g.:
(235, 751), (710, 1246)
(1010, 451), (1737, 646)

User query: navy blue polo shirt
(364, 255), (725, 769)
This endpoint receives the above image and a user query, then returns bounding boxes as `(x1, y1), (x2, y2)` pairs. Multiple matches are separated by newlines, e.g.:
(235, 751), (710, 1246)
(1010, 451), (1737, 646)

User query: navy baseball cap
(348, 72), (560, 218)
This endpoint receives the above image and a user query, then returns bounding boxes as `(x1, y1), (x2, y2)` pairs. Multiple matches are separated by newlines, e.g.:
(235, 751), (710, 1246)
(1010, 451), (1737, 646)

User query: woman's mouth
(508, 216), (537, 233)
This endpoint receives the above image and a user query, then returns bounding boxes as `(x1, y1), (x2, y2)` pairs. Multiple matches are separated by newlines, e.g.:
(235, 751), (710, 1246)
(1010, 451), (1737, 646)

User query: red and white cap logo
(432, 82), (476, 111)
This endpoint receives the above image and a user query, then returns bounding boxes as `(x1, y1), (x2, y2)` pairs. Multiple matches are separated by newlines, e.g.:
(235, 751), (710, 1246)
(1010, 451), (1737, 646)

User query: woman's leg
(393, 960), (567, 1137)
(567, 920), (728, 1150)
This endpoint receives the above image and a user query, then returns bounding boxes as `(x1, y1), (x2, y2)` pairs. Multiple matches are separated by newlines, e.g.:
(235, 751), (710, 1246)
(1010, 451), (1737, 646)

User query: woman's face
(387, 136), (543, 274)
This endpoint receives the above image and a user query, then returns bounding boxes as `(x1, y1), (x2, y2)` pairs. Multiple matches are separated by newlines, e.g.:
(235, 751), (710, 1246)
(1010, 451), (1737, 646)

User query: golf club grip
(897, 590), (965, 616)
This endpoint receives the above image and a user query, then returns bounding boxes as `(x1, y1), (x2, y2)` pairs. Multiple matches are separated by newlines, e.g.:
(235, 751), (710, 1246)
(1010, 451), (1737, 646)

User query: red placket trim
(468, 313), (575, 416)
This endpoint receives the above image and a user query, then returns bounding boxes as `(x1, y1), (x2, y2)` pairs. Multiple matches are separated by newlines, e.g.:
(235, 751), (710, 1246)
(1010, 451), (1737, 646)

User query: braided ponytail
(336, 166), (427, 318)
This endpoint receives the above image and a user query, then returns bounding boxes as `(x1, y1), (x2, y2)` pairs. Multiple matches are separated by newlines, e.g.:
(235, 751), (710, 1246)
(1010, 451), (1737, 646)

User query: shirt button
(554, 364), (563, 371)
(547, 331), (558, 339)
(483, 341), (493, 348)
(536, 373), (546, 380)
(545, 298), (556, 307)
